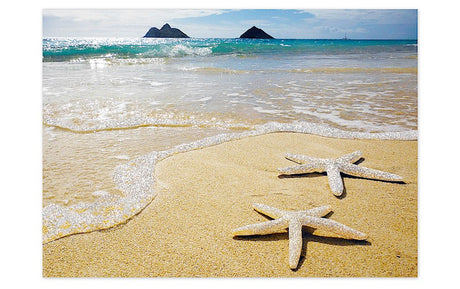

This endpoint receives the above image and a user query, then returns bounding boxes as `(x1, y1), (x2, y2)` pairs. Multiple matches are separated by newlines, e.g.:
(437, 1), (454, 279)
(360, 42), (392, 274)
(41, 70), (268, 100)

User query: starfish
(232, 203), (367, 270)
(278, 150), (403, 196)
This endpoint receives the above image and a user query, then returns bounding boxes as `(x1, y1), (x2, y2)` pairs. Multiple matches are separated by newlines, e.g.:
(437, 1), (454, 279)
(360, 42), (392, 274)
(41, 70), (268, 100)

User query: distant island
(143, 23), (189, 38)
(142, 24), (275, 39)
(239, 26), (274, 39)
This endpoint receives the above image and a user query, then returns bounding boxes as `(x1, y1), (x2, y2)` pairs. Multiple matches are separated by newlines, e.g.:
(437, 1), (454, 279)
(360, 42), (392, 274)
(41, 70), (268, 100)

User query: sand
(42, 132), (417, 277)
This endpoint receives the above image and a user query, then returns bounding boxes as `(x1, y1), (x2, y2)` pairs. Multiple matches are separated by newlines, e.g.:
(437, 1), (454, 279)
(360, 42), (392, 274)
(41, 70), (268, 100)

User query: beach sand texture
(42, 132), (417, 277)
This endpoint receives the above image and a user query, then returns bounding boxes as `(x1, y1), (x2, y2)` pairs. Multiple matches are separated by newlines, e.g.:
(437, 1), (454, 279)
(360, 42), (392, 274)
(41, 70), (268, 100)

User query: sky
(42, 9), (418, 39)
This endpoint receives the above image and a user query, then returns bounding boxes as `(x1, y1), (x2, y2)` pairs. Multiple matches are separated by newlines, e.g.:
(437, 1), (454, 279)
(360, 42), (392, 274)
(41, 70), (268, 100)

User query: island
(143, 23), (189, 38)
(239, 26), (274, 39)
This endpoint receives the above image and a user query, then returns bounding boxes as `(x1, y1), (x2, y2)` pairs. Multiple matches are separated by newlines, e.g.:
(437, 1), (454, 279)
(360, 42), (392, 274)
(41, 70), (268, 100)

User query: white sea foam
(43, 115), (253, 132)
(168, 44), (212, 57)
(92, 190), (111, 197)
(78, 57), (166, 67)
(111, 155), (131, 160)
(149, 81), (166, 86)
(253, 106), (282, 115)
(89, 58), (110, 69)
(195, 96), (213, 102)
(42, 121), (416, 243)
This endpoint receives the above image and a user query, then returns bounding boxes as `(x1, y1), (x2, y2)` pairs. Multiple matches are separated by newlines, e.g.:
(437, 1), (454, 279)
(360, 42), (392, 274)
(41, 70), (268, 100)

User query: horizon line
(42, 36), (418, 41)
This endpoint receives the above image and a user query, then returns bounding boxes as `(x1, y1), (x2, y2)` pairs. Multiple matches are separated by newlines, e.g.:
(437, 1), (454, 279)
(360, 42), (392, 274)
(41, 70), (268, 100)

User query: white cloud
(43, 9), (231, 37)
(304, 9), (416, 24)
(43, 9), (227, 27)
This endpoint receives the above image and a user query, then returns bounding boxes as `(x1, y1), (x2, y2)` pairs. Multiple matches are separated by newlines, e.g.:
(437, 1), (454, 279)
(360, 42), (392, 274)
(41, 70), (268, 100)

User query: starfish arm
(289, 219), (303, 269)
(326, 165), (344, 196)
(278, 163), (326, 175)
(341, 163), (403, 182)
(337, 151), (363, 163)
(285, 153), (322, 164)
(300, 216), (367, 240)
(252, 203), (286, 219)
(301, 205), (332, 217)
(232, 217), (289, 236)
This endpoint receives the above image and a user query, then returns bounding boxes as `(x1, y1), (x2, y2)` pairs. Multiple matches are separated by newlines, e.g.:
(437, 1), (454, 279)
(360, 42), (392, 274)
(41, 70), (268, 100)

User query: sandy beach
(42, 132), (417, 277)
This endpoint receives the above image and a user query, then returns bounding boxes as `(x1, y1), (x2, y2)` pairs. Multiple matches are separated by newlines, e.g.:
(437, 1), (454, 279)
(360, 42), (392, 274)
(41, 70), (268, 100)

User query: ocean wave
(59, 58), (418, 74)
(43, 38), (418, 62)
(43, 38), (214, 61)
(172, 66), (417, 74)
(69, 56), (167, 67)
(42, 121), (416, 243)
(43, 94), (417, 134)
(289, 67), (417, 74)
(173, 66), (416, 74)
(43, 116), (253, 133)
(186, 67), (250, 74)
(166, 44), (212, 57)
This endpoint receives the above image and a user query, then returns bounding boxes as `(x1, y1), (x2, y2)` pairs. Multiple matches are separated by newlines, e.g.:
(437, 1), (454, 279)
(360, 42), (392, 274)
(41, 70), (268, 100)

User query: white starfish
(232, 203), (367, 270)
(278, 151), (403, 196)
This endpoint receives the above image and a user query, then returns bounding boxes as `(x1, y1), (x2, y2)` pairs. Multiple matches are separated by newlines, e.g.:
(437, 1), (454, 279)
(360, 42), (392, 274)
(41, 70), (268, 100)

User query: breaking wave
(43, 37), (418, 62)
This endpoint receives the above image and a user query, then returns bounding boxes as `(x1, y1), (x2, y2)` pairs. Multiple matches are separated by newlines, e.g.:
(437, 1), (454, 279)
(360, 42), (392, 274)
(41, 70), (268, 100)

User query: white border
(3, 0), (459, 288)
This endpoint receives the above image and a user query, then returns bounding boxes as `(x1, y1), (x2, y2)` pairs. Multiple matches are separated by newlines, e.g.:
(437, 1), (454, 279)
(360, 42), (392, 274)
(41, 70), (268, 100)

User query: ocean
(42, 37), (417, 243)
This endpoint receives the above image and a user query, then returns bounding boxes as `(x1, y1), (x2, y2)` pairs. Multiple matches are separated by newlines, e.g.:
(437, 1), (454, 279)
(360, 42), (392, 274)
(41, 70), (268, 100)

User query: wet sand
(43, 132), (417, 277)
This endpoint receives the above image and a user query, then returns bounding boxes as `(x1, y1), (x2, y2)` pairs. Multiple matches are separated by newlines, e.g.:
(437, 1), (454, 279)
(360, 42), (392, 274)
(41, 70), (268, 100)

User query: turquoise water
(43, 38), (416, 60)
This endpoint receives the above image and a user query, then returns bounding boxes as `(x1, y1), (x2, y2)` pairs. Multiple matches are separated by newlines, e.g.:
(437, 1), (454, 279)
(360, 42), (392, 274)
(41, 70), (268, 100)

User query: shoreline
(43, 132), (417, 277)
(42, 123), (417, 243)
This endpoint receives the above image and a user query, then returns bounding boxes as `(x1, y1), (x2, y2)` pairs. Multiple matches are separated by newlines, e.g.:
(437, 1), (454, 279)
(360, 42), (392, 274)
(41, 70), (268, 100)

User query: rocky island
(239, 26), (274, 39)
(143, 23), (189, 38)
